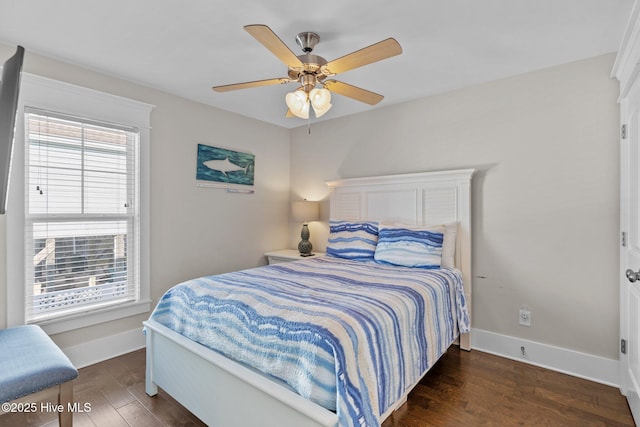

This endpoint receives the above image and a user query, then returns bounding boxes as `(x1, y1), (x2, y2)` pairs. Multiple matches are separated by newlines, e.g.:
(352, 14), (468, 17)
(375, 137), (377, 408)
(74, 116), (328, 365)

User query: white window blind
(24, 108), (139, 322)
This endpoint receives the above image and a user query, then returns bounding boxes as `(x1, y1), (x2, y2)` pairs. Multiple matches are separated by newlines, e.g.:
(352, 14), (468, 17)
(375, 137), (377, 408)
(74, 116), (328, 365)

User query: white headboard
(326, 169), (475, 350)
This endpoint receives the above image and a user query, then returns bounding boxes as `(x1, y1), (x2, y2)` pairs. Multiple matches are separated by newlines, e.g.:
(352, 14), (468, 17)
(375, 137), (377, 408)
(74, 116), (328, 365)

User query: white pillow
(435, 222), (457, 268)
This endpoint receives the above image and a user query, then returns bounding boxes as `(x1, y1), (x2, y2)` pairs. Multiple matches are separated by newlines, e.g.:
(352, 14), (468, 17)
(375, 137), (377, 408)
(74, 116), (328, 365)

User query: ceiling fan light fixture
(286, 90), (310, 119)
(214, 25), (403, 122)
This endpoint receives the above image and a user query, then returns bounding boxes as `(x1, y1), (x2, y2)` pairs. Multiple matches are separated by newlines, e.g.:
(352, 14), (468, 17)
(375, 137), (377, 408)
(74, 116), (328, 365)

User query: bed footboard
(143, 320), (338, 427)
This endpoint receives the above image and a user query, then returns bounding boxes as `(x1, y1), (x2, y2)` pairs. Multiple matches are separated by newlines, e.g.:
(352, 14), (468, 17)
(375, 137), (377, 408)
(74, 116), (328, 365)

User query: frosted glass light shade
(312, 103), (332, 118)
(310, 88), (332, 118)
(310, 88), (331, 109)
(285, 91), (309, 119)
(292, 200), (319, 223)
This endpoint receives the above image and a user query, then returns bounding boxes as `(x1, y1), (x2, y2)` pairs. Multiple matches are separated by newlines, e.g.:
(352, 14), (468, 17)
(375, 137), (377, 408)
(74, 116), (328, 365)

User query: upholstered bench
(0, 325), (78, 427)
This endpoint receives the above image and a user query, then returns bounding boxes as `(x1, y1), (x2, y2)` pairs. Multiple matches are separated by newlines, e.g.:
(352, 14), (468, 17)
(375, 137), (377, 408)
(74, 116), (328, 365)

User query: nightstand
(264, 249), (324, 265)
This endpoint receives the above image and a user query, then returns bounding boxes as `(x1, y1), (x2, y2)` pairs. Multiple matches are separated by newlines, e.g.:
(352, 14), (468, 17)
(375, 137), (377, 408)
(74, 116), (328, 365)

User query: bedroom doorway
(620, 70), (640, 424)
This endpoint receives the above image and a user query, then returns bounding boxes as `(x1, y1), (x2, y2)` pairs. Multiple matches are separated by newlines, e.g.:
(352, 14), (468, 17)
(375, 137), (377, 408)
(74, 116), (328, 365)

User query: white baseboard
(471, 328), (620, 387)
(61, 327), (146, 369)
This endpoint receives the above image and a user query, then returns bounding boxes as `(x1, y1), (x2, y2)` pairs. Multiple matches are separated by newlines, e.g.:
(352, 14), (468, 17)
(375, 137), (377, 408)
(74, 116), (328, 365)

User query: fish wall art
(196, 144), (255, 186)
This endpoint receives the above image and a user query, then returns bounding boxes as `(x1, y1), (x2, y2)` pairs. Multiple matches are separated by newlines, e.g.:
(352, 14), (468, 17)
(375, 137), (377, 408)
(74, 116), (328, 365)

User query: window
(6, 74), (152, 333)
(25, 110), (138, 322)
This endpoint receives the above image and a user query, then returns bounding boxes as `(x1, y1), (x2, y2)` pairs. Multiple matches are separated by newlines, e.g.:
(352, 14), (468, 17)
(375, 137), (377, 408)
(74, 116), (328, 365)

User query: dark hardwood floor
(382, 350), (634, 427)
(0, 348), (634, 426)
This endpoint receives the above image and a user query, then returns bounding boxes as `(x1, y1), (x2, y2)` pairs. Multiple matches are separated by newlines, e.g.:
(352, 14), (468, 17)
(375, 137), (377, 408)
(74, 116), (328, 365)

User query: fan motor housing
(288, 54), (327, 78)
(295, 32), (320, 53)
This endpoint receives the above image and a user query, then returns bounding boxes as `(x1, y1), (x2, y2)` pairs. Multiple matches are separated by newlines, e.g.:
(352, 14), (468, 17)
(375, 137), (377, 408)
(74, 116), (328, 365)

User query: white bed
(143, 168), (474, 427)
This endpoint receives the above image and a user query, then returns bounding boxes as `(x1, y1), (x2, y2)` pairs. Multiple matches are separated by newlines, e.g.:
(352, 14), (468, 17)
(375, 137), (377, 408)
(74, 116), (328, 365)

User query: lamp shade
(285, 91), (309, 119)
(309, 88), (332, 117)
(312, 103), (332, 118)
(292, 200), (319, 223)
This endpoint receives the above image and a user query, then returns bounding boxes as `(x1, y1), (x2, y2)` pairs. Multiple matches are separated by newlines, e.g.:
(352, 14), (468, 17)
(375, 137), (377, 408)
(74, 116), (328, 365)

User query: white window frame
(7, 73), (153, 334)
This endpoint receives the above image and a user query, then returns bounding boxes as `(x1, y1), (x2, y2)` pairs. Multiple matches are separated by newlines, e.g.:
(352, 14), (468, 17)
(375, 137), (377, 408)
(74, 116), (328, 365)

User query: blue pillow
(326, 220), (379, 260)
(374, 224), (444, 268)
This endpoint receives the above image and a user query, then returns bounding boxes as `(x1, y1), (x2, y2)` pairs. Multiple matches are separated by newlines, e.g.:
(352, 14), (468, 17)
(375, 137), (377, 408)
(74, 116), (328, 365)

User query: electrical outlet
(519, 308), (531, 327)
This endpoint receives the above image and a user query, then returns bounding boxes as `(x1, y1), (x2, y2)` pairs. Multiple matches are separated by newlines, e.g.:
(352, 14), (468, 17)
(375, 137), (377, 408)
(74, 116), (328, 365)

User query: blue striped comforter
(149, 256), (469, 427)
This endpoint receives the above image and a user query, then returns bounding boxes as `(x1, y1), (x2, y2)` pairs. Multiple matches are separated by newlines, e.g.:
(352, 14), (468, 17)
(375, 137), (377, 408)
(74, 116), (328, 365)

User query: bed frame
(144, 168), (475, 426)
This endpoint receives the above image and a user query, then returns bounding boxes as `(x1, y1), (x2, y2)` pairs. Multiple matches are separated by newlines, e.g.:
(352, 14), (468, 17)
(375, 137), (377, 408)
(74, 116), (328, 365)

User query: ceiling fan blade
(244, 24), (304, 69)
(324, 80), (384, 105)
(323, 38), (402, 75)
(285, 109), (295, 118)
(212, 77), (292, 92)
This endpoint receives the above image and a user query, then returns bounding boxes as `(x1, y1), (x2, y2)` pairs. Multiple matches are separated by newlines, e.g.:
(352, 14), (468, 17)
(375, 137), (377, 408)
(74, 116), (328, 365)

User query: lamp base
(298, 224), (313, 256)
(299, 252), (315, 257)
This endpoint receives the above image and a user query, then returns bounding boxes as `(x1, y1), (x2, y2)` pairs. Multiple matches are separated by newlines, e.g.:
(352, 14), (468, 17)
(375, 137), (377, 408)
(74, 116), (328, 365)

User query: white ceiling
(0, 0), (633, 129)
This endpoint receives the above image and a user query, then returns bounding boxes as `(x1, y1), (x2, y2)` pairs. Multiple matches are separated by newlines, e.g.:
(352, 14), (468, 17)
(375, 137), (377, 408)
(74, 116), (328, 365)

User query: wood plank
(534, 386), (635, 426)
(127, 382), (206, 426)
(117, 400), (163, 427)
(81, 388), (129, 427)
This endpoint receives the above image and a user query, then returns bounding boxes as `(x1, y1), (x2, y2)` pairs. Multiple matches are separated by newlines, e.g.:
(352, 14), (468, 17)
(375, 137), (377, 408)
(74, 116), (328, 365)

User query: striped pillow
(326, 220), (379, 260)
(374, 224), (444, 268)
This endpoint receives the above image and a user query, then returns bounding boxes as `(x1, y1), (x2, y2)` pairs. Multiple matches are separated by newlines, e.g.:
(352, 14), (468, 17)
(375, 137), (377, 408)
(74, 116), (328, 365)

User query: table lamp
(292, 200), (320, 256)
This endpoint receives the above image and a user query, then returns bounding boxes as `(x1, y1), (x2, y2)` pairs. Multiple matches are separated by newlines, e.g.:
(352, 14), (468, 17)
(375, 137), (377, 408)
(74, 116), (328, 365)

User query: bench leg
(58, 381), (73, 427)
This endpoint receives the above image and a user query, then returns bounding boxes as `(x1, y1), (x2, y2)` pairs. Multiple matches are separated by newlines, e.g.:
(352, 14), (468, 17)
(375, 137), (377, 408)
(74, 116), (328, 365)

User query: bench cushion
(0, 325), (78, 402)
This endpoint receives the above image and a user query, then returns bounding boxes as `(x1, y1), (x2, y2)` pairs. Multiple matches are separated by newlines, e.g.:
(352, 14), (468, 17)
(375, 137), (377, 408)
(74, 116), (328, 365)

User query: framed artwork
(196, 144), (255, 186)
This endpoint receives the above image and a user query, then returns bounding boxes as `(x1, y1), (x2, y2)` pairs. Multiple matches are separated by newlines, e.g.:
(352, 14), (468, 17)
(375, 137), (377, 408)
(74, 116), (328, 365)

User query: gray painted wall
(289, 53), (620, 359)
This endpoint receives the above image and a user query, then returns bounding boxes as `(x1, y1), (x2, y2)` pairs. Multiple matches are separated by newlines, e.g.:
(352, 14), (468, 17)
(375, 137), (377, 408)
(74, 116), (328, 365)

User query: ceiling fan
(212, 25), (402, 119)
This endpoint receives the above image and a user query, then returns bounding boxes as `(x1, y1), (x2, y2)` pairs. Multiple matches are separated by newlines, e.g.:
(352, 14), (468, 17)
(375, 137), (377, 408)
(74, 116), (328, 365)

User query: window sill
(34, 299), (152, 335)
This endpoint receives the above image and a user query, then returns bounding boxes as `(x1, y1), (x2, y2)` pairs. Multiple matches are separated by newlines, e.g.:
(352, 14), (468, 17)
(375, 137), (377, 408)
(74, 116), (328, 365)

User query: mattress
(149, 256), (469, 427)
